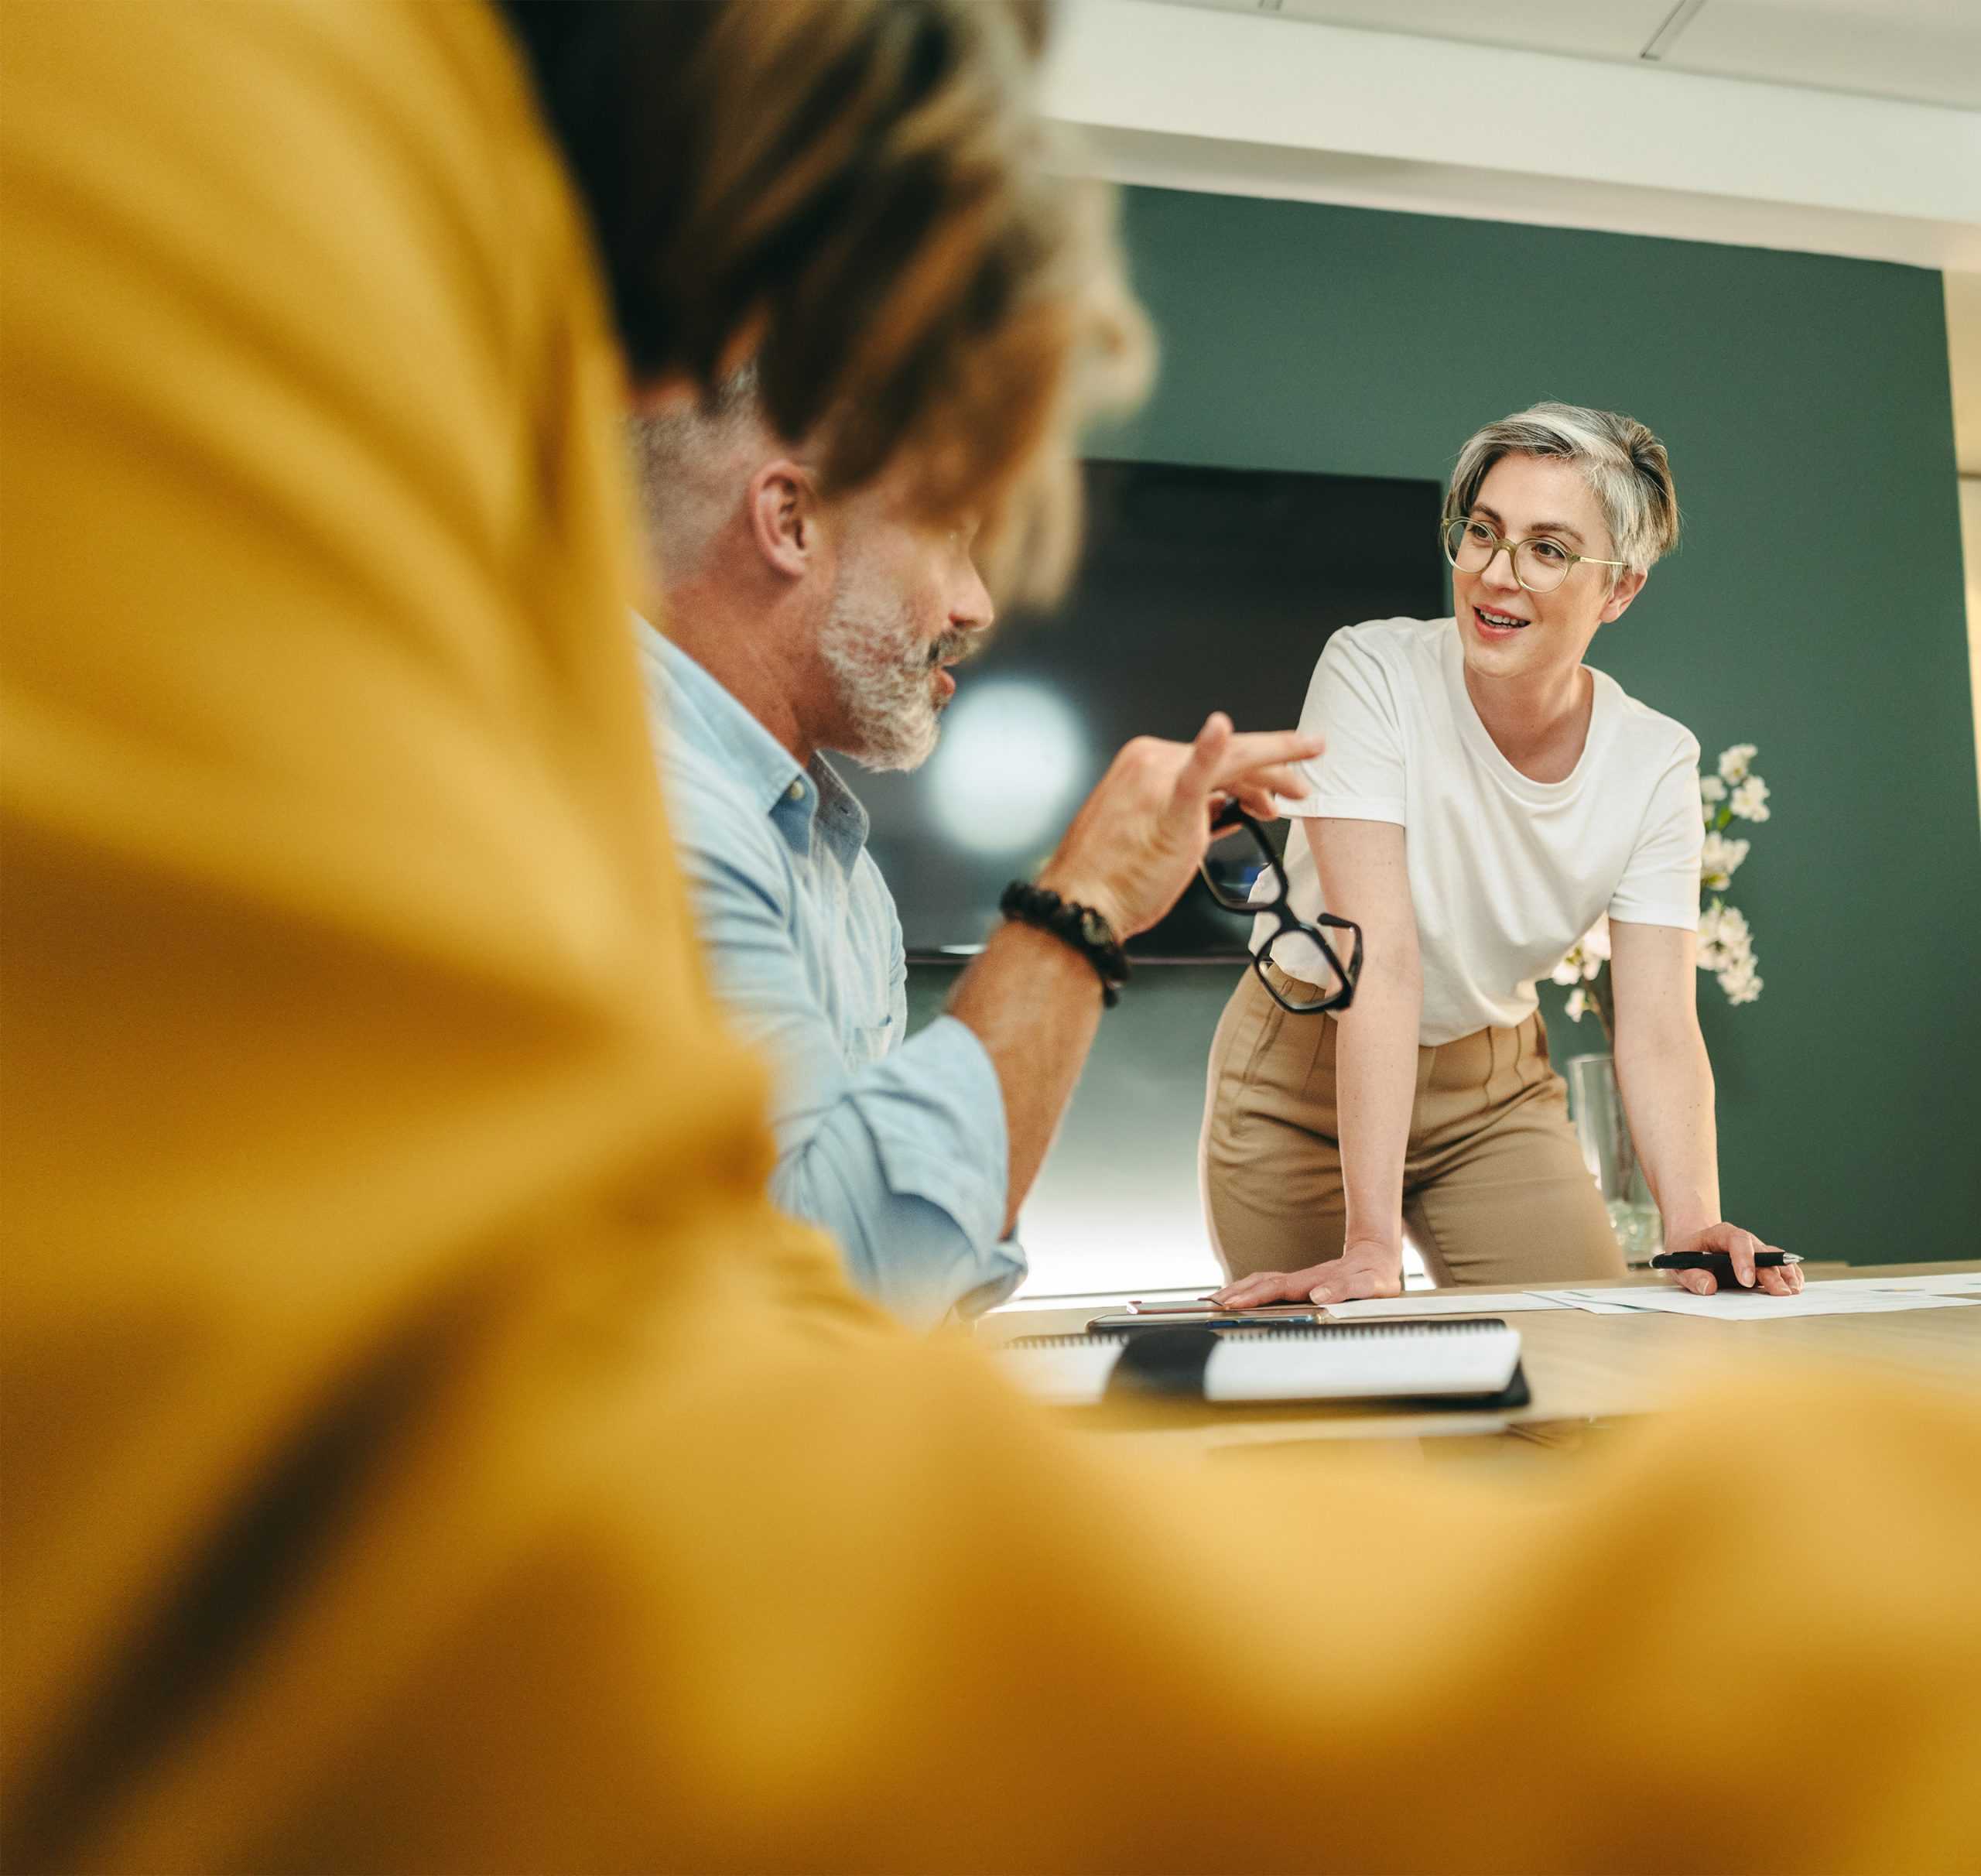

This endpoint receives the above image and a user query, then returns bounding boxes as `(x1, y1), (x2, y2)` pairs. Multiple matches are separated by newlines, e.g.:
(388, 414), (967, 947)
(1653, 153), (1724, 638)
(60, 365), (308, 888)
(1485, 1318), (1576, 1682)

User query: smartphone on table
(1084, 1301), (1323, 1332)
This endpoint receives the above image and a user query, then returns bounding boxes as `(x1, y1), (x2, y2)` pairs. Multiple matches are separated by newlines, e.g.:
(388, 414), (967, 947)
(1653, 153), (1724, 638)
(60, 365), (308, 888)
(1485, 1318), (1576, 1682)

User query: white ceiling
(1168, 0), (1981, 110)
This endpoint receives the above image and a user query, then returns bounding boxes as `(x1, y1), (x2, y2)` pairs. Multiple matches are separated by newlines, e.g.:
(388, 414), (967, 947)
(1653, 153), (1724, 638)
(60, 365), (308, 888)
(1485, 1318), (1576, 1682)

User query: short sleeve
(1281, 627), (1408, 825)
(1610, 732), (1704, 929)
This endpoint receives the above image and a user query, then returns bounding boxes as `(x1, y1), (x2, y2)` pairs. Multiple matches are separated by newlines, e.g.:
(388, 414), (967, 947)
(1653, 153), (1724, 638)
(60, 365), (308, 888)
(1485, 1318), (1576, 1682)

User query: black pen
(1650, 1249), (1802, 1284)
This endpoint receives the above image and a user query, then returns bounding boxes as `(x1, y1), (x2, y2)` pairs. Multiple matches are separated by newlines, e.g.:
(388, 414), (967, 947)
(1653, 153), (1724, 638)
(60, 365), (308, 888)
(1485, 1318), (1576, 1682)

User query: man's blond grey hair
(1447, 402), (1680, 578)
(630, 365), (785, 577)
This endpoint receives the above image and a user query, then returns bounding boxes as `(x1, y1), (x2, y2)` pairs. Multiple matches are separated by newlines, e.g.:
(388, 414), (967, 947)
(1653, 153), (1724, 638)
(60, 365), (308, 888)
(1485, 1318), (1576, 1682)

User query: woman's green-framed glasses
(1440, 516), (1626, 595)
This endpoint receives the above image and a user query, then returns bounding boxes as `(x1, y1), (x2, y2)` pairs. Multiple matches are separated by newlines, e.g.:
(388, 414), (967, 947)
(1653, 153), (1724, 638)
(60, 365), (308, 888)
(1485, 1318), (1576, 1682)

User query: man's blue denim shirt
(638, 621), (1023, 1327)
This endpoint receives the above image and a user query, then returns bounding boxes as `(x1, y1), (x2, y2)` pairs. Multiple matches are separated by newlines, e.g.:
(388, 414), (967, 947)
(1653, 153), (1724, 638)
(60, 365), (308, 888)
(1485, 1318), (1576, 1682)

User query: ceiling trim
(1066, 125), (1981, 273)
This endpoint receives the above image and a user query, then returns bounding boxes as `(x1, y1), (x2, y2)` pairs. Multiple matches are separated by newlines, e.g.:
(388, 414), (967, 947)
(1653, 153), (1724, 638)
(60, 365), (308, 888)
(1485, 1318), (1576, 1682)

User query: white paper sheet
(1548, 1285), (1981, 1321)
(1321, 1290), (1569, 1319)
(1764, 1272), (1981, 1296)
(1317, 1272), (1981, 1323)
(1531, 1290), (1642, 1315)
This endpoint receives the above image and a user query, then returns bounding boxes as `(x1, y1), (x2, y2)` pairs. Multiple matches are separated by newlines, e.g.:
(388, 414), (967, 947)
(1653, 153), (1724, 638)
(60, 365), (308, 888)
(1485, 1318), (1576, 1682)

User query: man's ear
(748, 459), (818, 580)
(1600, 567), (1648, 625)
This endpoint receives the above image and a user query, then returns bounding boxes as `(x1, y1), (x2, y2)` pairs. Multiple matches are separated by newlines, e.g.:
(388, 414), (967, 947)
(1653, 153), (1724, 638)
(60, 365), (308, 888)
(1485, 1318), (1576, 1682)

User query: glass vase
(1565, 1053), (1663, 1265)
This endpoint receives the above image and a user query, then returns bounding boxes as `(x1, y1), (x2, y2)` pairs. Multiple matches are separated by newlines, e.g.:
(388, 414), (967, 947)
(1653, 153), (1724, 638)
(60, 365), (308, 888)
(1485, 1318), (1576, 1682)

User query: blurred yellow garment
(2, 5), (1977, 1871)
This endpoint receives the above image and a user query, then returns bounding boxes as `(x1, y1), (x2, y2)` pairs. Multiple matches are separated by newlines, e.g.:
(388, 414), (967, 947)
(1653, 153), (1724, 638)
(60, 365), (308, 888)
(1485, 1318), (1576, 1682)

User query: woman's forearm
(1615, 1018), (1720, 1236)
(1333, 952), (1422, 1251)
(1300, 816), (1420, 1265)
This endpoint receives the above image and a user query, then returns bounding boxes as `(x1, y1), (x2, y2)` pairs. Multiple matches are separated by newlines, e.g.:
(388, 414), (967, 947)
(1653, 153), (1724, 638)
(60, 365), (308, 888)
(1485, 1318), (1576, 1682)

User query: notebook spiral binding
(1009, 1320), (1508, 1351)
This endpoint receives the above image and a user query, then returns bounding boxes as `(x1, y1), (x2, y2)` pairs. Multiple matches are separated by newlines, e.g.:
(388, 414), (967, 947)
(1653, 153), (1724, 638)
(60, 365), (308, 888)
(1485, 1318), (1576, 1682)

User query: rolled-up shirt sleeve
(672, 816), (1021, 1330)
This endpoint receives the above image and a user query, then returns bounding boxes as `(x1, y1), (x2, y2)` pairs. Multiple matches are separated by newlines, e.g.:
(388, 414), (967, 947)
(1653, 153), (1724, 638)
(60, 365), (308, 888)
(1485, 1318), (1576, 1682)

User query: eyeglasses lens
(1261, 928), (1341, 1009)
(1511, 541), (1569, 593)
(1203, 813), (1284, 912)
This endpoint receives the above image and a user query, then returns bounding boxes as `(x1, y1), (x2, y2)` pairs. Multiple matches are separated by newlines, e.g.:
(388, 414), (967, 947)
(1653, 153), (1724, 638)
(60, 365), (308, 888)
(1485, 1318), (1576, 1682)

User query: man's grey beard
(816, 589), (972, 773)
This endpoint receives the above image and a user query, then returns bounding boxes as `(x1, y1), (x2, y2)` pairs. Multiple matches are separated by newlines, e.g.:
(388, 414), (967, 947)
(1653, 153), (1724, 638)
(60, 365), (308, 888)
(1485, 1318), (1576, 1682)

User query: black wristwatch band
(998, 882), (1130, 1008)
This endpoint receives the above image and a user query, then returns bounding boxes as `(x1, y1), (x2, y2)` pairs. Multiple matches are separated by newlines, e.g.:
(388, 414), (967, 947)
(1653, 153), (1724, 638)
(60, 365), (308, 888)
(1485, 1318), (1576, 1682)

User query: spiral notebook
(997, 1320), (1528, 1409)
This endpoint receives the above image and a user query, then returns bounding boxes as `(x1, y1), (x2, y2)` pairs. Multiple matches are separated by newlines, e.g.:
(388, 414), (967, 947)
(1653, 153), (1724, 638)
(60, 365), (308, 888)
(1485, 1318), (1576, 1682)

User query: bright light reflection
(928, 680), (1086, 854)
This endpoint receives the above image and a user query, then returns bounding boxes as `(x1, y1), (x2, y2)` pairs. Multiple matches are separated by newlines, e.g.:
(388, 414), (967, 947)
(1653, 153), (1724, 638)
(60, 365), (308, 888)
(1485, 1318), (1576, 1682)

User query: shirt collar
(635, 614), (871, 851)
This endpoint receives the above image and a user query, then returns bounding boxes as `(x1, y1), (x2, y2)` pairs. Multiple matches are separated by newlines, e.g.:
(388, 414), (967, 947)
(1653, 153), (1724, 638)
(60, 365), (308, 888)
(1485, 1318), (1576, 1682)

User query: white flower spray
(1556, 742), (1770, 1042)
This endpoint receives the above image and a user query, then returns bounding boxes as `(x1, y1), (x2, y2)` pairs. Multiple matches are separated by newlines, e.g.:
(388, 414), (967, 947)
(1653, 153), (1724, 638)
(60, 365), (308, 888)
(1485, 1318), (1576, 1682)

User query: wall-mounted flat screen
(856, 457), (1447, 957)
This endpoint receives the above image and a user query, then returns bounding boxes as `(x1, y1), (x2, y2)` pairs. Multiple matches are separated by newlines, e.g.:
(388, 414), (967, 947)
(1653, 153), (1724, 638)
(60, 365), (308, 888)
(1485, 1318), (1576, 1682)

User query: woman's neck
(1463, 659), (1593, 784)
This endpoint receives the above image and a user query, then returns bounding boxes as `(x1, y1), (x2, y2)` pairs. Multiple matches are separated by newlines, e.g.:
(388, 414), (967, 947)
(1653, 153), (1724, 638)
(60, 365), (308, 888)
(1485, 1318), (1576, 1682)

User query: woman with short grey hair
(1202, 402), (1797, 1304)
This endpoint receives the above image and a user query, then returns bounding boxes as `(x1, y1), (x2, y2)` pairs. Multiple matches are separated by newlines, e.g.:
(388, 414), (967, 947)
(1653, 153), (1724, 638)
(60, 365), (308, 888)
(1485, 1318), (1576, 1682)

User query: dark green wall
(943, 187), (1980, 1273)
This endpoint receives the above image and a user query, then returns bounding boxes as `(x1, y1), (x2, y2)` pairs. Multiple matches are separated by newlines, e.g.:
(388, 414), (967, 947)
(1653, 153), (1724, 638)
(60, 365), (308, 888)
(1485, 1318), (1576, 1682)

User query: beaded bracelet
(997, 881), (1131, 1008)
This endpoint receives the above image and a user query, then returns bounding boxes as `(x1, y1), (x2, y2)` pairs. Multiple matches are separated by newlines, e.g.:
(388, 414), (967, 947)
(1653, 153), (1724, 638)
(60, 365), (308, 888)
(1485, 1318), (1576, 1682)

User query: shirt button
(785, 780), (804, 803)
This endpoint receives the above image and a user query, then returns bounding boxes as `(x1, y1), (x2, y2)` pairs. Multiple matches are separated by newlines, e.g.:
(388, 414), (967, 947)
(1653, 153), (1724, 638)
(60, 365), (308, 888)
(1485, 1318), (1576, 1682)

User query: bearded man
(634, 373), (1311, 1325)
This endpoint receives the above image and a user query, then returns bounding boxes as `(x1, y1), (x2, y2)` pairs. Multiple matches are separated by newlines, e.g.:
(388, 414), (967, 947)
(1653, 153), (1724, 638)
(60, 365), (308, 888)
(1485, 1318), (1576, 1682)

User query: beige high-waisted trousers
(1199, 963), (1625, 1286)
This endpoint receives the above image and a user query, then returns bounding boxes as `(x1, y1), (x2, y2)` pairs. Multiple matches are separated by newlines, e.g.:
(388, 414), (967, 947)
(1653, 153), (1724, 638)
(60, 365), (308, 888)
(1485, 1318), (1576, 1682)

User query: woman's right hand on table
(1209, 1236), (1404, 1308)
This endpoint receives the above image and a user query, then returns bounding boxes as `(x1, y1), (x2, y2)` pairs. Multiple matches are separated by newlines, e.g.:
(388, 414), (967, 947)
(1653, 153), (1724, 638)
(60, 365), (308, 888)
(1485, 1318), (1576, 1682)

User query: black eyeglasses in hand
(1198, 800), (1363, 1015)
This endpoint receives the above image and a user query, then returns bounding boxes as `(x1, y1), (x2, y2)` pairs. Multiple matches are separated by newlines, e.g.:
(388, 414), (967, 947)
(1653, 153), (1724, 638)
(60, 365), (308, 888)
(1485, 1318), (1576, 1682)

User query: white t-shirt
(1253, 617), (1702, 1046)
